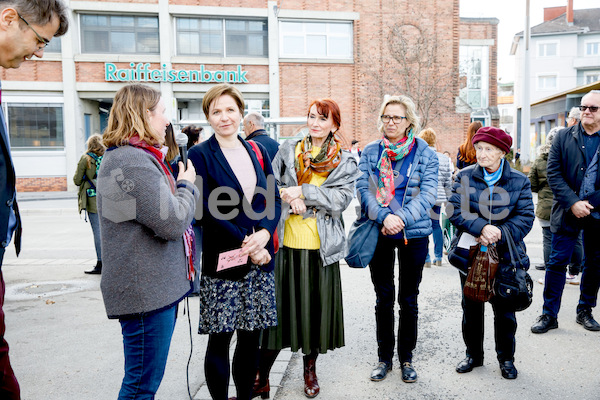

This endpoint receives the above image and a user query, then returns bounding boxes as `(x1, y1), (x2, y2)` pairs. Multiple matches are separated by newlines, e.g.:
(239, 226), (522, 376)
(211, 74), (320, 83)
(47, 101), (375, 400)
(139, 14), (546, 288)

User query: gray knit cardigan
(97, 145), (199, 319)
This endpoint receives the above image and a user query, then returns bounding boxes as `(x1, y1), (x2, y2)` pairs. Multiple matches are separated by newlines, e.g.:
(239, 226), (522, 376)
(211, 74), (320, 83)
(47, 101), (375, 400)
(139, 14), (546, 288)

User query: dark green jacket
(528, 153), (552, 221)
(73, 154), (98, 214)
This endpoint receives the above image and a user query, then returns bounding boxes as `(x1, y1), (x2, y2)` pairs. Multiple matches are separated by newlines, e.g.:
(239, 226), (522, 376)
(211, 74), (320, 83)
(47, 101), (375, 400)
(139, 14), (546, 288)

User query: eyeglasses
(578, 105), (599, 113)
(381, 115), (407, 124)
(17, 12), (50, 48)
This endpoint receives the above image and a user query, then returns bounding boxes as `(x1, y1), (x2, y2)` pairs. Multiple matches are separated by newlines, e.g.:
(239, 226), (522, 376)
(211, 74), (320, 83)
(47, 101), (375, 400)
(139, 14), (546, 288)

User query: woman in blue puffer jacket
(356, 95), (438, 384)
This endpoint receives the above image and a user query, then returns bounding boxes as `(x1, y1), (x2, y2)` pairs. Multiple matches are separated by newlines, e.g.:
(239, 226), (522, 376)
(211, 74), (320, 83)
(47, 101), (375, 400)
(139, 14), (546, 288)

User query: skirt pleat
(264, 246), (344, 354)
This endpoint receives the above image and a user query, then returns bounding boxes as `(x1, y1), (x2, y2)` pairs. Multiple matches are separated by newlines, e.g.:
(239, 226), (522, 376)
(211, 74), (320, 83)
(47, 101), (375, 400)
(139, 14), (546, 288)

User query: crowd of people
(1, 3), (600, 400)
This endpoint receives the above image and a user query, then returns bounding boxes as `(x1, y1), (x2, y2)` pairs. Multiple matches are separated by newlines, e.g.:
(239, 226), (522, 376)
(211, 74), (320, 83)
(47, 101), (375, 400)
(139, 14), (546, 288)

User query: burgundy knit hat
(472, 126), (512, 154)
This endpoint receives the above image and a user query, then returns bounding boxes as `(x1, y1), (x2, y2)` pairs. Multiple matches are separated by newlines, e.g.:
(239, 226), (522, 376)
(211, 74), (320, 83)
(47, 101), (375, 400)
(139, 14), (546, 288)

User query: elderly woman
(187, 83), (281, 400)
(356, 95), (438, 383)
(448, 126), (534, 380)
(73, 133), (105, 275)
(418, 128), (453, 267)
(97, 84), (198, 398)
(254, 99), (357, 399)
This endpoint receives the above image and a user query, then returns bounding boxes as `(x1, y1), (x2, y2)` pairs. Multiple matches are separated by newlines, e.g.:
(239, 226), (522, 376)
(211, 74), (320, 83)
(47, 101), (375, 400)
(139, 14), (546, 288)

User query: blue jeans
(118, 305), (177, 399)
(543, 218), (600, 318)
(425, 205), (443, 263)
(369, 235), (428, 363)
(88, 211), (101, 261)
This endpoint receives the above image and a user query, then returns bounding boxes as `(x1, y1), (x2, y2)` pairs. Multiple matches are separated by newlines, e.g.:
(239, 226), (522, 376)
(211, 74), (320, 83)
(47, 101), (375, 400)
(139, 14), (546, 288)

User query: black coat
(448, 160), (535, 269)
(0, 108), (20, 259)
(548, 123), (600, 234)
(245, 129), (280, 161)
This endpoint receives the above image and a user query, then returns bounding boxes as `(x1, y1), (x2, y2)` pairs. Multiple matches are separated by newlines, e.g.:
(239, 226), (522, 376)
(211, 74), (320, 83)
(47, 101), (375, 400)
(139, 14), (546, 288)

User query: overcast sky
(459, 0), (600, 82)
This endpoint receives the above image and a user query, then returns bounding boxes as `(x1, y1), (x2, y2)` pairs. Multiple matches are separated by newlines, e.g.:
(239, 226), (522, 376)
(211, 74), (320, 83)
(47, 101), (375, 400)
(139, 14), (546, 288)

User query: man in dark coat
(531, 90), (600, 334)
(0, 2), (69, 398)
(243, 112), (279, 161)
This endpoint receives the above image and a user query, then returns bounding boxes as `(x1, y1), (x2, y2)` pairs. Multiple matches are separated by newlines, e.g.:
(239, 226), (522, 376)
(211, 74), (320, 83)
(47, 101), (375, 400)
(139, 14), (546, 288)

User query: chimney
(544, 6), (566, 21)
(567, 0), (574, 24)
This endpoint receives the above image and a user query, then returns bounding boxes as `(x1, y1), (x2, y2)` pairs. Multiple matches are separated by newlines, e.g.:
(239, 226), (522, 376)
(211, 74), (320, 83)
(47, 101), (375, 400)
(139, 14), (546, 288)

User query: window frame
(584, 71), (600, 85)
(585, 40), (600, 57)
(459, 44), (490, 109)
(537, 40), (559, 58)
(279, 19), (354, 60)
(79, 13), (160, 55)
(536, 73), (559, 91)
(3, 99), (65, 151)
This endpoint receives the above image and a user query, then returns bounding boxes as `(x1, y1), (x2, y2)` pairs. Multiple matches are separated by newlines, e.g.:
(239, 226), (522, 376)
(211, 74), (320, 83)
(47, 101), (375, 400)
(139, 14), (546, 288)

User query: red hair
(458, 121), (481, 164)
(308, 98), (341, 132)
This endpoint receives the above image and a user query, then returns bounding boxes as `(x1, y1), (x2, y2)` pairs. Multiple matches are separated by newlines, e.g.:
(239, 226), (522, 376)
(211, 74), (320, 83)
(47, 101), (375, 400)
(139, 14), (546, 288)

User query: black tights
(205, 329), (261, 400)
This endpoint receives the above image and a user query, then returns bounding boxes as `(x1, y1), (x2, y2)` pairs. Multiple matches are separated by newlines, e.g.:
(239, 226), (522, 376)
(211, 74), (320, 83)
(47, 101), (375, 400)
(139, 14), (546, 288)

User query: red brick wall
(1, 61), (62, 81)
(16, 177), (67, 192)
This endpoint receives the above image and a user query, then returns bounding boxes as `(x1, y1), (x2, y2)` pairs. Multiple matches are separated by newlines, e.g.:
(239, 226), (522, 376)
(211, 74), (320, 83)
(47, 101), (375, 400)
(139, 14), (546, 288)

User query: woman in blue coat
(356, 95), (438, 384)
(448, 126), (534, 380)
(187, 84), (281, 400)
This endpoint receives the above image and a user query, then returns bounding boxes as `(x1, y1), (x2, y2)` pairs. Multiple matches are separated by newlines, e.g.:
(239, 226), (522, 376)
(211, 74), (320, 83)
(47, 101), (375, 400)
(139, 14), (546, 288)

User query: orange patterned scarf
(295, 133), (342, 185)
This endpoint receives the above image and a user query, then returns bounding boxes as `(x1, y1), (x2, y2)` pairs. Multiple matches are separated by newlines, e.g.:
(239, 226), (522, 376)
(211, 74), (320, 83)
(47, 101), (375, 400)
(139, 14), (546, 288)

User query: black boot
(85, 260), (102, 275)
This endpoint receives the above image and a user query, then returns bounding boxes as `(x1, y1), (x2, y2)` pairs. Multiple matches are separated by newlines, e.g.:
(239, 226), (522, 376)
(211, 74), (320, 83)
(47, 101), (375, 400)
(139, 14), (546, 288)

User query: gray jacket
(434, 149), (453, 205)
(273, 139), (357, 266)
(97, 145), (199, 319)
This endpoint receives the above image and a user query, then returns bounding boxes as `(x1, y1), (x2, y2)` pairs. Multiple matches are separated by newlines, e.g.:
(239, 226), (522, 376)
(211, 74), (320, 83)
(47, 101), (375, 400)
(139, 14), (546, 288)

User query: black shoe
(401, 362), (417, 383)
(370, 361), (392, 381)
(576, 309), (600, 331)
(535, 264), (546, 271)
(85, 261), (102, 275)
(531, 314), (558, 334)
(499, 361), (518, 379)
(455, 357), (483, 373)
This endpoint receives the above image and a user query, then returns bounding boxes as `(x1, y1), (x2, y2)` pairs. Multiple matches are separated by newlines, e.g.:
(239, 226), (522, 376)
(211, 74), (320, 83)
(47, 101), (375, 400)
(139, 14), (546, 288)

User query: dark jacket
(456, 148), (476, 170)
(246, 129), (280, 161)
(74, 153), (99, 214)
(0, 106), (21, 258)
(528, 153), (552, 221)
(188, 135), (281, 280)
(448, 161), (535, 269)
(548, 123), (600, 234)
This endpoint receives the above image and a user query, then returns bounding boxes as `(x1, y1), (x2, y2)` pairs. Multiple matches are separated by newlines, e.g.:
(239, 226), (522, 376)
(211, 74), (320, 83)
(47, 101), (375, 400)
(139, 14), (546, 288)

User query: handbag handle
(499, 226), (523, 269)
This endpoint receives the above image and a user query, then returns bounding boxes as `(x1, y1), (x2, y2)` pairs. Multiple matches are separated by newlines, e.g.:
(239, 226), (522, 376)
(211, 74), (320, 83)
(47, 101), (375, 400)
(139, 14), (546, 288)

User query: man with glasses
(0, 1), (68, 398)
(532, 90), (600, 335)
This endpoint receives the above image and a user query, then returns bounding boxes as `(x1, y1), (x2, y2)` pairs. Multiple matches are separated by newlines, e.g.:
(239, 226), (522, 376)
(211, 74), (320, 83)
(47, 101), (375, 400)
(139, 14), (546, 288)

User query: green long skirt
(263, 246), (345, 355)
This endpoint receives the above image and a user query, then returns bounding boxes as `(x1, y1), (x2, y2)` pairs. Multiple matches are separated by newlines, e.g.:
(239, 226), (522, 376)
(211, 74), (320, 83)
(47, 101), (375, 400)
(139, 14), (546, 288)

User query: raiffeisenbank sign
(105, 63), (249, 83)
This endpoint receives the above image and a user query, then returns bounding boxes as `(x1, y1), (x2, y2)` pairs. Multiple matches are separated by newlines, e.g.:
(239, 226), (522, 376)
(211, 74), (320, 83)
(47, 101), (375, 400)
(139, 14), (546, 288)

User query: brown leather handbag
(463, 244), (499, 302)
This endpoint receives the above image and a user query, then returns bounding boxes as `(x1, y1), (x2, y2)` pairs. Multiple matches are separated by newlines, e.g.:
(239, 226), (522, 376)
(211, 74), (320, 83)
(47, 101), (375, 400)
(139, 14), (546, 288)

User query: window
(459, 45), (489, 109)
(6, 104), (64, 150)
(44, 38), (61, 53)
(584, 71), (600, 85)
(176, 18), (267, 57)
(80, 14), (159, 54)
(586, 41), (600, 56)
(538, 74), (557, 90)
(537, 41), (558, 58)
(279, 21), (353, 59)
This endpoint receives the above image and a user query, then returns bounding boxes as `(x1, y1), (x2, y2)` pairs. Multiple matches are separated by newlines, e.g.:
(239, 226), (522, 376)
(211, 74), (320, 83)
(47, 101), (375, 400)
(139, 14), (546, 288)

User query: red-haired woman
(254, 99), (358, 399)
(457, 121), (482, 169)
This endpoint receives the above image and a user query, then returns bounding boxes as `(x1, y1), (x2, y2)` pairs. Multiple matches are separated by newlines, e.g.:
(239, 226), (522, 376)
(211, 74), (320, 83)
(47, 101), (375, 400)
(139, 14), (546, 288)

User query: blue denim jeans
(425, 205), (443, 263)
(87, 211), (101, 261)
(543, 218), (600, 318)
(118, 304), (177, 399)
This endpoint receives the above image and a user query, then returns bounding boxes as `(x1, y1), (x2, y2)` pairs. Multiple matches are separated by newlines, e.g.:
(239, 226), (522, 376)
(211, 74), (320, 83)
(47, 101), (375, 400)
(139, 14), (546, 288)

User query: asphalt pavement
(1, 193), (599, 400)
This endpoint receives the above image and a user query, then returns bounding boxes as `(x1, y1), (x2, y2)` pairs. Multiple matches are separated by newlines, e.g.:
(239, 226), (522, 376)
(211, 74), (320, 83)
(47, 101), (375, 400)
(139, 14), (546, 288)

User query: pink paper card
(216, 248), (249, 272)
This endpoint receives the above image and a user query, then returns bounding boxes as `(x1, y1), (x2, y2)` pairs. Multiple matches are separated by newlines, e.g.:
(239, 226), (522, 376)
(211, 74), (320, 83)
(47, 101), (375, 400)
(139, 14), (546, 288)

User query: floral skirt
(262, 247), (345, 355)
(198, 265), (277, 334)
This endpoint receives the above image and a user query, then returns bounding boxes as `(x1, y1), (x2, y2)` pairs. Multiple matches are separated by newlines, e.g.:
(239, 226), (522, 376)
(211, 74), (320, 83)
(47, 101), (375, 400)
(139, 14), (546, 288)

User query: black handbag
(448, 230), (470, 276)
(494, 227), (533, 312)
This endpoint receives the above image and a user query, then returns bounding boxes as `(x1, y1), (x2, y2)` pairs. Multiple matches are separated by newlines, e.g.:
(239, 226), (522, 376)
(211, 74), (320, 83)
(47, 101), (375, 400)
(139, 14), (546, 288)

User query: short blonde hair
(85, 133), (105, 168)
(377, 95), (420, 135)
(102, 84), (163, 147)
(418, 128), (437, 147)
(202, 84), (245, 119)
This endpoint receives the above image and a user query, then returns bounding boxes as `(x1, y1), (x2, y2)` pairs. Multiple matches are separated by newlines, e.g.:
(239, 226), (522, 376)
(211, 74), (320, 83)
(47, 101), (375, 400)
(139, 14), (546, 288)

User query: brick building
(2, 0), (498, 192)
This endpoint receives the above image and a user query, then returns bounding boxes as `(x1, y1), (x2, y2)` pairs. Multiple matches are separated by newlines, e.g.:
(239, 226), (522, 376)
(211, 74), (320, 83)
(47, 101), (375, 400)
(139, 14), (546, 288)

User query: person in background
(350, 139), (362, 163)
(254, 98), (356, 399)
(73, 134), (105, 275)
(448, 126), (534, 380)
(567, 106), (581, 127)
(243, 112), (279, 160)
(188, 84), (281, 400)
(97, 84), (198, 399)
(418, 128), (452, 267)
(357, 95), (438, 384)
(531, 91), (600, 335)
(183, 125), (204, 148)
(457, 121), (481, 170)
(0, 2), (69, 398)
